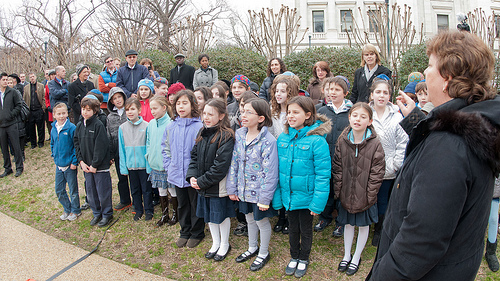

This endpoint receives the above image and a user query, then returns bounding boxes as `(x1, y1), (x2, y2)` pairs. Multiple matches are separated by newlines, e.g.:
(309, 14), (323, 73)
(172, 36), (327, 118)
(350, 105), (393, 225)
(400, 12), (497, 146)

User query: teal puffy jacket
(272, 114), (332, 214)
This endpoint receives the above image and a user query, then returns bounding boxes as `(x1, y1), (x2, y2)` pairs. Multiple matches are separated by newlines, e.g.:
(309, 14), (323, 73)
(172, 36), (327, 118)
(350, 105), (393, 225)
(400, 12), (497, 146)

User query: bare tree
(171, 14), (215, 56)
(346, 3), (423, 88)
(467, 8), (497, 49)
(248, 5), (308, 59)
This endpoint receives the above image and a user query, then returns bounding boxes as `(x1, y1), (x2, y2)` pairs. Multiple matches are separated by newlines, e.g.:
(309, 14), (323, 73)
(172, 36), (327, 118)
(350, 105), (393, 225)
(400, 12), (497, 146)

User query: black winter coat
(368, 97), (500, 281)
(258, 74), (276, 102)
(74, 114), (111, 171)
(0, 87), (22, 128)
(68, 79), (95, 123)
(349, 65), (391, 104)
(317, 102), (352, 162)
(170, 63), (195, 90)
(186, 127), (235, 197)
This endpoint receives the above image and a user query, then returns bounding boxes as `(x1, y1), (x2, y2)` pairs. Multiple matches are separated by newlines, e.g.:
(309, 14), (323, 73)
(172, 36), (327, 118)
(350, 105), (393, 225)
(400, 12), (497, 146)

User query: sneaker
(233, 223), (248, 236)
(134, 213), (143, 221)
(67, 213), (81, 221)
(314, 220), (330, 232)
(145, 213), (153, 221)
(114, 202), (132, 211)
(332, 225), (344, 237)
(80, 202), (90, 210)
(60, 212), (69, 220)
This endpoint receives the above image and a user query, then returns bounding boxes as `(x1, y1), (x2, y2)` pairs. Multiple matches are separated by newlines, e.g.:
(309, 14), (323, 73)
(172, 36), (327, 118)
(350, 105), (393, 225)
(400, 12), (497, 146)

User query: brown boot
(168, 197), (178, 226)
(156, 196), (169, 227)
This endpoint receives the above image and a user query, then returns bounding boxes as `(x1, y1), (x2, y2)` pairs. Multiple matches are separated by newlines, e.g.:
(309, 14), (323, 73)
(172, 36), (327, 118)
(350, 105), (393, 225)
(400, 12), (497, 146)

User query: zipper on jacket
(355, 144), (358, 157)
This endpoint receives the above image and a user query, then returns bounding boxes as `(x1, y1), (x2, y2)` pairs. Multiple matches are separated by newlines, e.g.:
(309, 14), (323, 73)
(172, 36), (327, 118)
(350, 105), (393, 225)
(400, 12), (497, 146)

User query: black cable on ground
(45, 208), (128, 281)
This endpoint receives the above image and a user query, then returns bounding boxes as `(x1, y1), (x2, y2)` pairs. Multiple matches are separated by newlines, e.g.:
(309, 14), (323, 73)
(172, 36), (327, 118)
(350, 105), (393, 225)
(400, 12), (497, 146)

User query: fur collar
(283, 113), (332, 136)
(431, 107), (500, 174)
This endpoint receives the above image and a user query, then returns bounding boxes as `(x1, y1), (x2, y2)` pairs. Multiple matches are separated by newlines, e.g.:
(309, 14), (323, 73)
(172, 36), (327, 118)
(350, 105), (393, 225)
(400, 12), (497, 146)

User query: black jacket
(368, 97), (500, 281)
(68, 79), (95, 122)
(349, 65), (391, 104)
(74, 114), (110, 171)
(0, 87), (23, 128)
(170, 63), (195, 90)
(258, 74), (276, 102)
(186, 127), (235, 197)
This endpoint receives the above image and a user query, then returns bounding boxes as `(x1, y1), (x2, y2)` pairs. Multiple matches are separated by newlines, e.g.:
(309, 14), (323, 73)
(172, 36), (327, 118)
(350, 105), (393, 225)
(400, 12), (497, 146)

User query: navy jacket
(74, 114), (110, 171)
(48, 78), (69, 108)
(50, 119), (78, 167)
(116, 63), (149, 98)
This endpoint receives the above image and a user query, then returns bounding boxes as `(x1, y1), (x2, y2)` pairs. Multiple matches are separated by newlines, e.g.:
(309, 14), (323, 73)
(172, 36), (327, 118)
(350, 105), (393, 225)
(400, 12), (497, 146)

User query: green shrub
(284, 46), (361, 91)
(397, 42), (428, 89)
(139, 50), (175, 79)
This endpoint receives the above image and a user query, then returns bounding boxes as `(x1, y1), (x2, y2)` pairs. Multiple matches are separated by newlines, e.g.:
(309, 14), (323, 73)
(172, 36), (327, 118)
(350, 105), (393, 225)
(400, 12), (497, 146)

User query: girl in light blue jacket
(272, 96), (331, 278)
(227, 99), (278, 271)
(145, 96), (173, 227)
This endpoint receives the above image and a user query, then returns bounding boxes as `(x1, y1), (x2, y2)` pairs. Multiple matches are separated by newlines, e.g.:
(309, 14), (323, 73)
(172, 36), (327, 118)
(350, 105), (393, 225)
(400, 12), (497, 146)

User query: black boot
(372, 215), (384, 246)
(168, 197), (178, 226)
(486, 240), (499, 272)
(156, 196), (169, 227)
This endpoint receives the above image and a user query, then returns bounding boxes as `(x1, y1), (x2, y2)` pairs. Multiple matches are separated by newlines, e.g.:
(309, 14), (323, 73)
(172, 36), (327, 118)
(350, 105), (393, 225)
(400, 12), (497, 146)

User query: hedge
(397, 42), (428, 89)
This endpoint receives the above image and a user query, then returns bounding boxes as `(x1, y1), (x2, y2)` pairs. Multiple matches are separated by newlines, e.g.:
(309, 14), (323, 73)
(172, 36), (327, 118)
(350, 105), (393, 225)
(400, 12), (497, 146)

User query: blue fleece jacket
(50, 118), (78, 167)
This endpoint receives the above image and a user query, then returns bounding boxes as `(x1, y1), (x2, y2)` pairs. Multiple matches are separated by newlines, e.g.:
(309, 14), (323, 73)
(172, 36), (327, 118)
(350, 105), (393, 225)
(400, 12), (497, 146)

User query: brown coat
(23, 82), (46, 110)
(333, 126), (385, 213)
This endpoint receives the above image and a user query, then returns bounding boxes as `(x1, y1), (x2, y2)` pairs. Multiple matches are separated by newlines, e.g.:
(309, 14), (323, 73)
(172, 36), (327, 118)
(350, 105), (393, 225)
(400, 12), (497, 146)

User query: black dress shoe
(205, 249), (218, 259)
(346, 259), (361, 276)
(213, 245), (231, 261)
(0, 170), (13, 178)
(31, 145), (36, 149)
(250, 253), (270, 271)
(338, 259), (351, 272)
(235, 248), (259, 263)
(98, 215), (113, 227)
(90, 216), (102, 226)
(38, 144), (44, 148)
(15, 170), (23, 177)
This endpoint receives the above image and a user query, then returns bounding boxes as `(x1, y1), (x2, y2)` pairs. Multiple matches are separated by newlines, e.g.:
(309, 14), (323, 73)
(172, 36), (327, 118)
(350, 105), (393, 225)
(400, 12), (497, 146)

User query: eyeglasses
(105, 60), (113, 63)
(241, 110), (258, 116)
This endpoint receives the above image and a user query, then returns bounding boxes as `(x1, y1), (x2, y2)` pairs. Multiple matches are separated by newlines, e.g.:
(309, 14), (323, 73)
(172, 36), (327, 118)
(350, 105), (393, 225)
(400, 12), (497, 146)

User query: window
(496, 15), (500, 38)
(368, 10), (379, 33)
(313, 10), (324, 33)
(341, 10), (353, 32)
(437, 14), (449, 31)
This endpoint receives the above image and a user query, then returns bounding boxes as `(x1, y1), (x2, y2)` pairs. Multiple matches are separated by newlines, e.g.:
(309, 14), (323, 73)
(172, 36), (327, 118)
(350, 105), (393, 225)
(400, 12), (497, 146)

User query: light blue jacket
(145, 113), (172, 173)
(118, 117), (149, 175)
(272, 114), (332, 214)
(226, 126), (279, 206)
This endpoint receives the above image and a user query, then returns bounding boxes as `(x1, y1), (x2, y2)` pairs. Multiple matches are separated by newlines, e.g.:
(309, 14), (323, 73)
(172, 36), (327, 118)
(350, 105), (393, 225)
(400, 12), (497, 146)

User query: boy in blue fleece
(50, 102), (80, 221)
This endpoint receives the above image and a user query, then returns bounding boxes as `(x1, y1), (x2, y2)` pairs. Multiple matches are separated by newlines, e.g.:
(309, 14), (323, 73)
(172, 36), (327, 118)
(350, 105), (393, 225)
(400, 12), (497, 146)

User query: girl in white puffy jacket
(369, 77), (409, 246)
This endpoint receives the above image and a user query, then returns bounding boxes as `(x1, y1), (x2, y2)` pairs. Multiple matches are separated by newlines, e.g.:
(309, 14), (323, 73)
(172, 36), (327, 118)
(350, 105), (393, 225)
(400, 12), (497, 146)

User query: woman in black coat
(258, 58), (286, 102)
(367, 31), (500, 281)
(68, 64), (95, 124)
(349, 44), (391, 104)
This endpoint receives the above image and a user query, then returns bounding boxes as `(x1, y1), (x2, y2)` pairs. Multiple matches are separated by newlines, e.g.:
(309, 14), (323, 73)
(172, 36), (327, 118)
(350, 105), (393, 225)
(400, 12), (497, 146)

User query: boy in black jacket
(74, 95), (113, 227)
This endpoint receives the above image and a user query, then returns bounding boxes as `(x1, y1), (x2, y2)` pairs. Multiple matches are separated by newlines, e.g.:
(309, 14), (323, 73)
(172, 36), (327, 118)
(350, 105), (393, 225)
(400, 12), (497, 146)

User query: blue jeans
(55, 167), (80, 214)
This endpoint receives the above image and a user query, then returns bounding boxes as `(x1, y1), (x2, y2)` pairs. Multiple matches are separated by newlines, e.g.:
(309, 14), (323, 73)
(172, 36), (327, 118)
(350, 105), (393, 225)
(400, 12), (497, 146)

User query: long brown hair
(172, 90), (200, 118)
(426, 31), (495, 104)
(271, 78), (299, 118)
(196, 98), (234, 145)
(286, 96), (317, 127)
(266, 58), (286, 76)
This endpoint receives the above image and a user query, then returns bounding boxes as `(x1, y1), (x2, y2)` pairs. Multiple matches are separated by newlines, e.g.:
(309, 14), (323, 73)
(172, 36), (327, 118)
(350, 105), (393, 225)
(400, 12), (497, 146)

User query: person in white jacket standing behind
(368, 77), (408, 246)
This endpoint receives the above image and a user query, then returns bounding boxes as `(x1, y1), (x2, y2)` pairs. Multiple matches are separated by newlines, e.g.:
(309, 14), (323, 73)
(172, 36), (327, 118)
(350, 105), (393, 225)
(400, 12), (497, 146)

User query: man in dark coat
(0, 72), (24, 177)
(23, 73), (46, 148)
(116, 49), (149, 98)
(169, 53), (195, 90)
(68, 64), (95, 124)
(48, 66), (69, 108)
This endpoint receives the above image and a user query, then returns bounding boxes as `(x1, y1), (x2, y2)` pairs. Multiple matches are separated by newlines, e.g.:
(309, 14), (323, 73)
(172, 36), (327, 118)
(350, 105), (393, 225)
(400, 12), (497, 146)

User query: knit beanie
(76, 64), (89, 77)
(408, 72), (424, 83)
(138, 78), (154, 93)
(154, 77), (168, 85)
(335, 75), (351, 91)
(231, 75), (250, 87)
(167, 82), (186, 96)
(404, 81), (419, 94)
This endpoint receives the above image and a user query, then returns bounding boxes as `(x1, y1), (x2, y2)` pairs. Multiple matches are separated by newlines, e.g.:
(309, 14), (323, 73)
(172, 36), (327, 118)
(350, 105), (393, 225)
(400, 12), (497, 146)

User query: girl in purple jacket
(227, 99), (279, 271)
(161, 90), (204, 248)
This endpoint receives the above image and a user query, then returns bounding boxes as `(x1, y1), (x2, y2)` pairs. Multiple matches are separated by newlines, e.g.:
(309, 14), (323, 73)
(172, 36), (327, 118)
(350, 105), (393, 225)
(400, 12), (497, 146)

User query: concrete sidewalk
(0, 212), (169, 281)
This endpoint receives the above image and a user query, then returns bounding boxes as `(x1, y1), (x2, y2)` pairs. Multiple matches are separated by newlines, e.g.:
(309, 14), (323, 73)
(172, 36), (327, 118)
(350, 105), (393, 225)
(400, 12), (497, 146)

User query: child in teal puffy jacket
(272, 96), (331, 278)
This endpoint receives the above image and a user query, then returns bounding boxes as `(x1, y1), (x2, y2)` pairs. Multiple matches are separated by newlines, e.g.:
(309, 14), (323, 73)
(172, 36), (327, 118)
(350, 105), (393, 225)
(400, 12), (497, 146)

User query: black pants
(44, 109), (52, 136)
(128, 169), (153, 215)
(176, 186), (205, 240)
(27, 109), (45, 146)
(288, 209), (314, 261)
(114, 153), (131, 205)
(0, 123), (23, 172)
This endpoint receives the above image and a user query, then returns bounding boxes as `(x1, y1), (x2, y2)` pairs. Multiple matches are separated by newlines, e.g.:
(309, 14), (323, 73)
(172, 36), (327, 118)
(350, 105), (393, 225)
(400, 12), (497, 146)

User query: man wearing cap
(169, 53), (195, 90)
(68, 64), (95, 124)
(116, 49), (149, 98)
(23, 73), (45, 149)
(48, 66), (69, 109)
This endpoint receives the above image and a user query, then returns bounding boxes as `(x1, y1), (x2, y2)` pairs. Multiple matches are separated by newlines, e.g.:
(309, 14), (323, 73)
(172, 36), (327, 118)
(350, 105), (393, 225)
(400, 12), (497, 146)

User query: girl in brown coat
(333, 102), (385, 276)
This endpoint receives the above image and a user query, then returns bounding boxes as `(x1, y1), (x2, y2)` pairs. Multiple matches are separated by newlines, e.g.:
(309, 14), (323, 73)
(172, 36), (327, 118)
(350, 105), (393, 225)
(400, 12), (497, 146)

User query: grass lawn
(1, 140), (499, 280)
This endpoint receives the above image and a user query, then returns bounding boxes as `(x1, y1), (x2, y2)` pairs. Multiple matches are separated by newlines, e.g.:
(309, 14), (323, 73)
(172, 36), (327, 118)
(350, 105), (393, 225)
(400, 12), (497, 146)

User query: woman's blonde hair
(360, 43), (382, 67)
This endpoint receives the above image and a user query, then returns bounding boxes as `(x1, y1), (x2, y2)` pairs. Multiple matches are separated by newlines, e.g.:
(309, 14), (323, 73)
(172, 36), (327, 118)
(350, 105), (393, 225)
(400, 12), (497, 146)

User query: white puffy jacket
(370, 102), (409, 179)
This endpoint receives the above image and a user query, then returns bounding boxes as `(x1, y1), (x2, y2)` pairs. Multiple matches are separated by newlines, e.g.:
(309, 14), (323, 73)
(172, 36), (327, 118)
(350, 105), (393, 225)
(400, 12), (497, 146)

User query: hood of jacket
(414, 97), (500, 175)
(107, 90), (126, 112)
(283, 113), (332, 137)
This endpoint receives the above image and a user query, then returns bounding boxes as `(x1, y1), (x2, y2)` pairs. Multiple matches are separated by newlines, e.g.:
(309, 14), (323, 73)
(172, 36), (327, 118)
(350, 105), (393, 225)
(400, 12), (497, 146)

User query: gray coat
(192, 67), (218, 89)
